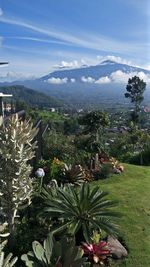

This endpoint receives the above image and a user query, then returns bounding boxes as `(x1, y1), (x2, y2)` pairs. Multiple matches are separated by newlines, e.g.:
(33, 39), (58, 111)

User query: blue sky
(0, 0), (150, 79)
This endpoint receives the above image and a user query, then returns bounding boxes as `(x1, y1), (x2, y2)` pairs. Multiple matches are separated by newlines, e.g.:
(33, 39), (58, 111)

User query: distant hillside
(0, 85), (62, 108)
(1, 60), (150, 109)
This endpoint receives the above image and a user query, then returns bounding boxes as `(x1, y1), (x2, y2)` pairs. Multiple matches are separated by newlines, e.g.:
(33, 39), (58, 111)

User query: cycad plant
(42, 183), (120, 242)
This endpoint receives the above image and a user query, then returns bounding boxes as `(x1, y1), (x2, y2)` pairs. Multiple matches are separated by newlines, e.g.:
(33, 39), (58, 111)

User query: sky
(0, 0), (150, 80)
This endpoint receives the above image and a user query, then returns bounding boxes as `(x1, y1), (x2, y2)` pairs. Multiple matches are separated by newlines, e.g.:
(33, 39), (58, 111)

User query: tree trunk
(95, 153), (99, 170)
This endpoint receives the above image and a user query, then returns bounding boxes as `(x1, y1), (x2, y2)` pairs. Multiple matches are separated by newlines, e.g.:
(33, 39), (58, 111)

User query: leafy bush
(92, 162), (112, 180)
(129, 148), (150, 166)
(43, 132), (76, 163)
(100, 163), (113, 179)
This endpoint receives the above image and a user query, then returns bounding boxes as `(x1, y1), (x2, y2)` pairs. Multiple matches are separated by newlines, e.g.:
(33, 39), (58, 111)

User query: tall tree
(125, 76), (146, 123)
(0, 115), (38, 247)
(79, 111), (109, 154)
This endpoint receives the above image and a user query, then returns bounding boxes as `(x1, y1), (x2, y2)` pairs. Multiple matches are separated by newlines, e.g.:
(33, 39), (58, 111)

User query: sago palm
(42, 183), (120, 242)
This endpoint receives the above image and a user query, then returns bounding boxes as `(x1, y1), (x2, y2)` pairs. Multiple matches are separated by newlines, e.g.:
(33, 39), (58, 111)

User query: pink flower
(82, 241), (110, 263)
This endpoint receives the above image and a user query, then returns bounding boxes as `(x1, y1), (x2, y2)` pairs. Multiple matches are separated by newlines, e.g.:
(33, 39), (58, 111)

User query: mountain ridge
(39, 60), (150, 82)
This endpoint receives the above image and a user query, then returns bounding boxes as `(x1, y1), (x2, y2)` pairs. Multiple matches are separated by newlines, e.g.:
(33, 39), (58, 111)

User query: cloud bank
(81, 70), (150, 84)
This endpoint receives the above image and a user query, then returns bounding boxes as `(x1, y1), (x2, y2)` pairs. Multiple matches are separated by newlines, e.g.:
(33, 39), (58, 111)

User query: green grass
(93, 164), (150, 267)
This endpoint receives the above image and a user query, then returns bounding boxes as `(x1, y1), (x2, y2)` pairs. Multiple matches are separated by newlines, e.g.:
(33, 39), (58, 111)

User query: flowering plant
(82, 241), (110, 265)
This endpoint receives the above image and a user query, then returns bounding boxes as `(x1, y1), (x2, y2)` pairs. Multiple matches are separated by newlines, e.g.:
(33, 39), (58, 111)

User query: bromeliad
(82, 240), (110, 265)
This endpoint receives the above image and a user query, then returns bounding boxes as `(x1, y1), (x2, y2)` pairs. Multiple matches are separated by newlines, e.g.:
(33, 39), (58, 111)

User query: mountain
(0, 60), (150, 108)
(0, 85), (62, 108)
(39, 60), (150, 82)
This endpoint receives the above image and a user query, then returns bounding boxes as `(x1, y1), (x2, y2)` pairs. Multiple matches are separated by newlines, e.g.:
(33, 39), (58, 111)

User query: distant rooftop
(0, 93), (12, 97)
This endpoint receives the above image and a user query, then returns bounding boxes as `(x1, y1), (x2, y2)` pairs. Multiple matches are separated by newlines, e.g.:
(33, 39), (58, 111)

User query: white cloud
(58, 60), (79, 69)
(97, 55), (132, 65)
(80, 69), (150, 85)
(0, 8), (3, 16)
(81, 76), (95, 83)
(0, 16), (147, 57)
(144, 65), (150, 71)
(70, 78), (76, 83)
(55, 59), (90, 69)
(110, 70), (150, 84)
(95, 76), (111, 84)
(7, 36), (69, 46)
(81, 75), (111, 84)
(46, 77), (68, 84)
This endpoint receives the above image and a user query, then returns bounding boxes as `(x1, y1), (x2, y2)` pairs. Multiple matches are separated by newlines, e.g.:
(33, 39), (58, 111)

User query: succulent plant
(0, 114), (38, 245)
(0, 223), (18, 267)
(21, 233), (86, 267)
(0, 251), (18, 267)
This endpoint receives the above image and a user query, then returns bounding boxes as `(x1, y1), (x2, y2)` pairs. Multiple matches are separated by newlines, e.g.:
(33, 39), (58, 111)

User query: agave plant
(21, 232), (85, 267)
(61, 164), (85, 185)
(42, 183), (120, 242)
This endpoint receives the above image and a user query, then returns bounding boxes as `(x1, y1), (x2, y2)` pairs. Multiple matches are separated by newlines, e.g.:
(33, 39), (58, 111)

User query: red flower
(82, 241), (110, 263)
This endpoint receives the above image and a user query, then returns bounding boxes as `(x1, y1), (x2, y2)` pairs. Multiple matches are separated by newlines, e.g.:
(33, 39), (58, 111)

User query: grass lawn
(93, 164), (150, 267)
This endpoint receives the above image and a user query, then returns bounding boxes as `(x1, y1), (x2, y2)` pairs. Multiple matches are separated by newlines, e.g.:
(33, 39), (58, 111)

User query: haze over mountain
(0, 60), (150, 108)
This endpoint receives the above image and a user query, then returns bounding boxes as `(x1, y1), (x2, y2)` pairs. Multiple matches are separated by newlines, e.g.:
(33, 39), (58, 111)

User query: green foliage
(0, 86), (61, 108)
(100, 163), (113, 179)
(29, 110), (64, 124)
(21, 233), (85, 267)
(93, 163), (113, 180)
(80, 111), (109, 134)
(129, 147), (150, 166)
(0, 115), (37, 244)
(79, 111), (109, 155)
(63, 117), (79, 135)
(43, 131), (77, 163)
(13, 194), (52, 257)
(15, 99), (28, 112)
(42, 183), (120, 242)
